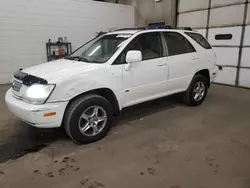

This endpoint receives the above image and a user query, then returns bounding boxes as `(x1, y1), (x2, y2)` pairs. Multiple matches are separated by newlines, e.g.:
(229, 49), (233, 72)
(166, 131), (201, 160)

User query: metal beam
(217, 64), (250, 69)
(178, 1), (248, 14)
(192, 23), (250, 30)
(235, 0), (248, 86)
(206, 0), (212, 39)
(212, 45), (250, 48)
(175, 0), (179, 28)
(213, 82), (250, 89)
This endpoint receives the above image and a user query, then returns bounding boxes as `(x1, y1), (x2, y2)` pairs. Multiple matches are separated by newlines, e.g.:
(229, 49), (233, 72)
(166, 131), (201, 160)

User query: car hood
(22, 59), (99, 82)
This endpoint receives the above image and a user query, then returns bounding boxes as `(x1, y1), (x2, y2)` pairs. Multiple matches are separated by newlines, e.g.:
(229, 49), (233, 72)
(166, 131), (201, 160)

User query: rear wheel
(183, 74), (208, 106)
(64, 95), (113, 144)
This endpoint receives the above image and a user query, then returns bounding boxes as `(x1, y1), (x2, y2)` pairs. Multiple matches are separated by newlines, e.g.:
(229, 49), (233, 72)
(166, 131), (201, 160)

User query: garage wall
(177, 0), (250, 88)
(115, 0), (176, 27)
(0, 0), (134, 84)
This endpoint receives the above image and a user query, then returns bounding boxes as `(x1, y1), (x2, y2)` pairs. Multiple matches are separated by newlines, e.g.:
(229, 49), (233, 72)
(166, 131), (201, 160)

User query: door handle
(157, 63), (167, 67)
(192, 57), (199, 60)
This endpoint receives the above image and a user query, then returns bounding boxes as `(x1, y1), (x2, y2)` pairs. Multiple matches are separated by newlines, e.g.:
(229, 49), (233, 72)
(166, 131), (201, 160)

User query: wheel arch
(65, 88), (121, 117)
(194, 69), (210, 87)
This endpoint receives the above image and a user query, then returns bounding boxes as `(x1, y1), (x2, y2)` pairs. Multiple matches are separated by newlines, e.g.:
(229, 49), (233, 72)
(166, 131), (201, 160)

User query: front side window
(114, 32), (163, 65)
(139, 32), (163, 60)
(164, 32), (196, 56)
(67, 34), (131, 63)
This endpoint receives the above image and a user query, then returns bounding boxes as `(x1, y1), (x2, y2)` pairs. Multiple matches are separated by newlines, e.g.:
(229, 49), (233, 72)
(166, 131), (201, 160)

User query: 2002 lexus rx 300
(5, 28), (218, 144)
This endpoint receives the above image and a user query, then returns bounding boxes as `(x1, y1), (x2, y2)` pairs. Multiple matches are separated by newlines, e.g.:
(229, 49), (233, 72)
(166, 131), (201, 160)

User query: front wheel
(183, 74), (208, 106)
(64, 95), (113, 144)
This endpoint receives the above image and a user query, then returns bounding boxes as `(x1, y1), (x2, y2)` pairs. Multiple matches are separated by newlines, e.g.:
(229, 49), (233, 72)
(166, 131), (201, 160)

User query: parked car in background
(5, 28), (218, 144)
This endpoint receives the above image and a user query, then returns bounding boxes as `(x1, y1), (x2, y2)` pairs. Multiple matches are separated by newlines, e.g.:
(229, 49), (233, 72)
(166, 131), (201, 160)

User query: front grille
(12, 79), (22, 92)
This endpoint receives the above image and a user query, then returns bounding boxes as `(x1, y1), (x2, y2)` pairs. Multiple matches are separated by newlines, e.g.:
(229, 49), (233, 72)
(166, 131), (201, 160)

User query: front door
(120, 32), (168, 108)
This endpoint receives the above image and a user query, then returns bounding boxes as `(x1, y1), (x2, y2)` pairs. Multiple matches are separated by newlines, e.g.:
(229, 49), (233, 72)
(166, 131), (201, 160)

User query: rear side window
(185, 32), (212, 49)
(163, 32), (196, 56)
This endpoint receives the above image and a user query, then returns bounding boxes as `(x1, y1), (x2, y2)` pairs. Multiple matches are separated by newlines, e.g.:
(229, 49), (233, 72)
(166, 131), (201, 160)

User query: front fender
(47, 77), (113, 102)
(46, 64), (123, 104)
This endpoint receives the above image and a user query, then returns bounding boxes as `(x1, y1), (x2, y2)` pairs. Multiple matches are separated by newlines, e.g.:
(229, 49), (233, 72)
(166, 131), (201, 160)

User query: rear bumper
(5, 89), (68, 128)
(210, 66), (219, 82)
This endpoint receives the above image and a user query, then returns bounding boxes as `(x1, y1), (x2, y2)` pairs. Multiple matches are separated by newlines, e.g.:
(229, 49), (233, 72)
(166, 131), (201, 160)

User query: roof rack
(114, 27), (146, 31)
(164, 25), (173, 29)
(96, 31), (107, 37)
(177, 27), (192, 31)
(112, 26), (192, 32)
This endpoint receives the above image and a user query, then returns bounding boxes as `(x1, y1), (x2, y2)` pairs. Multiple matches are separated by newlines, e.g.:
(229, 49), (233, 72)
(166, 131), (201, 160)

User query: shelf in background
(46, 42), (71, 46)
(49, 54), (69, 58)
(46, 42), (72, 62)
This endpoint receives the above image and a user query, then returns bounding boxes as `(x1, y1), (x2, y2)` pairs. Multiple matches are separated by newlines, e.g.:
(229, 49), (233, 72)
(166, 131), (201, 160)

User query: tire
(183, 74), (208, 106)
(64, 94), (113, 144)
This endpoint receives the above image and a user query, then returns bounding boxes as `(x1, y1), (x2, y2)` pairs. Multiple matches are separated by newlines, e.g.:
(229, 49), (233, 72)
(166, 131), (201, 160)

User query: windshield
(67, 34), (131, 63)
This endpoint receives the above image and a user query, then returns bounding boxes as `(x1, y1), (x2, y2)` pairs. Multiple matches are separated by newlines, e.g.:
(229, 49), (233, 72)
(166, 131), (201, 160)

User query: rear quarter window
(185, 32), (212, 49)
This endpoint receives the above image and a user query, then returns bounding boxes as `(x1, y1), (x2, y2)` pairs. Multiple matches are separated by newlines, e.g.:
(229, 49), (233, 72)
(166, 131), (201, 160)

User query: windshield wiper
(65, 56), (103, 63)
(89, 60), (103, 64)
(65, 56), (89, 62)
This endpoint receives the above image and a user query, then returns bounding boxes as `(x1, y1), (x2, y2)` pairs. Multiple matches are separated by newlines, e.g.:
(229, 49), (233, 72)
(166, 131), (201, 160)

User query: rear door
(185, 32), (217, 74)
(163, 32), (198, 93)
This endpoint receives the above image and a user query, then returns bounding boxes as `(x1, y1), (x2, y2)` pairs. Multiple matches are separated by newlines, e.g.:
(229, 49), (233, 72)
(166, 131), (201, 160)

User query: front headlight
(23, 84), (55, 105)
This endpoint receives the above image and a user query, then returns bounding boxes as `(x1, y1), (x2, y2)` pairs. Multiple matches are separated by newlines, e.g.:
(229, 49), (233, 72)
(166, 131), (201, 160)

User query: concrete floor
(0, 84), (250, 188)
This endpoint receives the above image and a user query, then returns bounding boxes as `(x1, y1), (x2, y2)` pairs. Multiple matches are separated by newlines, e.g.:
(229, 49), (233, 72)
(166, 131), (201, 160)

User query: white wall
(115, 0), (176, 27)
(178, 0), (208, 12)
(178, 10), (208, 28)
(0, 0), (134, 84)
(178, 0), (250, 88)
(209, 4), (244, 27)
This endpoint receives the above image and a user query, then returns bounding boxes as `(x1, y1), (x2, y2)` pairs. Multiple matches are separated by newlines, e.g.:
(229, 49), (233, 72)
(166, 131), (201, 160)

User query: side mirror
(126, 50), (142, 64)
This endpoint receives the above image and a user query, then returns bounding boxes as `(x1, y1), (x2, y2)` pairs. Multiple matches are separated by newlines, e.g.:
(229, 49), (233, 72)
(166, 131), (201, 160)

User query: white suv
(5, 28), (218, 144)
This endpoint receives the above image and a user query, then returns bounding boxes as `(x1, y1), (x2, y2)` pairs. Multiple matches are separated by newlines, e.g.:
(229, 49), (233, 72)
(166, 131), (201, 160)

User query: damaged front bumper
(5, 89), (68, 128)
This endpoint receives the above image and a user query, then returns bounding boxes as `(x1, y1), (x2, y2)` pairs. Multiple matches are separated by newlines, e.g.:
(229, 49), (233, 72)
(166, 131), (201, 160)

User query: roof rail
(114, 27), (146, 31)
(178, 27), (192, 31)
(96, 31), (107, 37)
(164, 25), (173, 29)
(112, 26), (193, 32)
